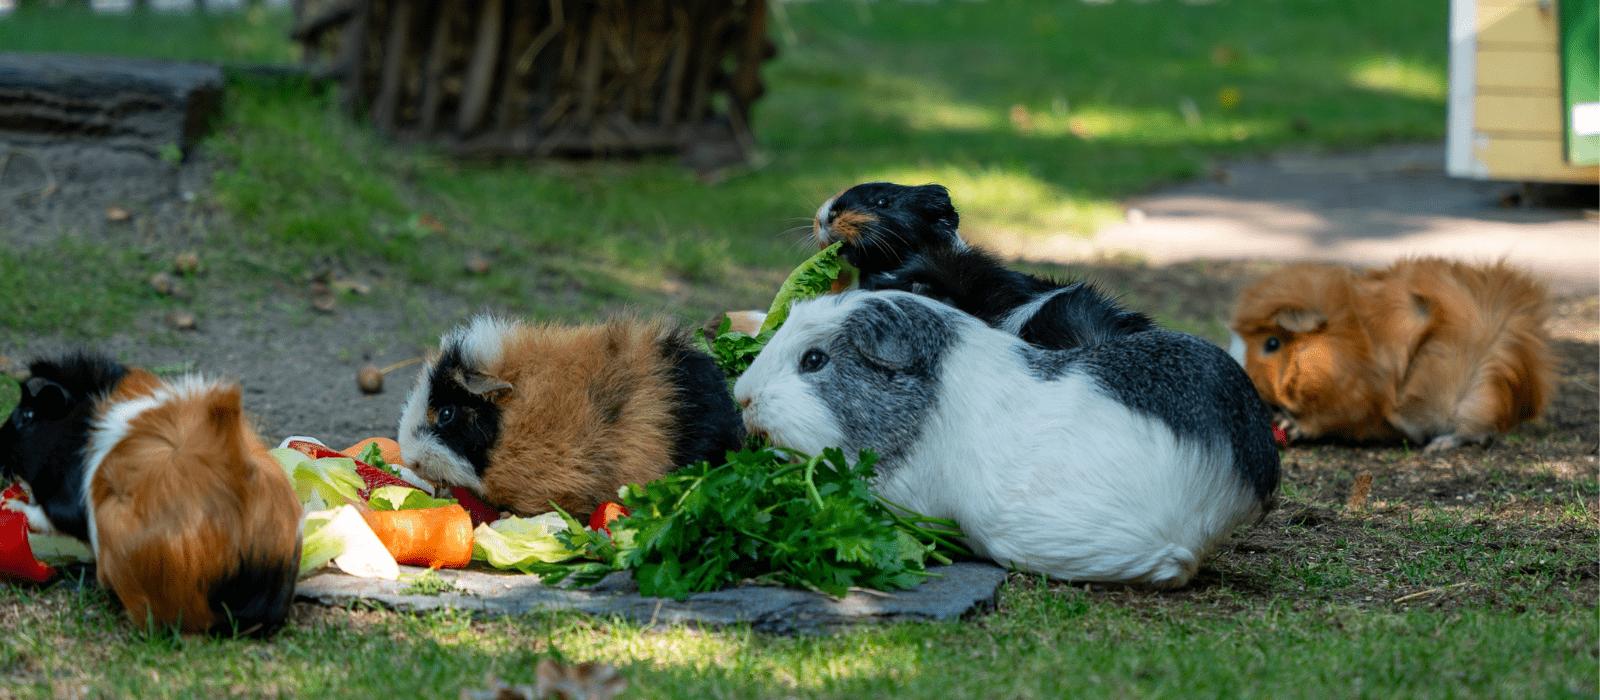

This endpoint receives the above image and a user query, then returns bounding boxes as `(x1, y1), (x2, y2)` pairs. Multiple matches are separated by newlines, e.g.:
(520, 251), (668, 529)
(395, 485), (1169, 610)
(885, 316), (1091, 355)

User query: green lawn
(4, 3), (1593, 699)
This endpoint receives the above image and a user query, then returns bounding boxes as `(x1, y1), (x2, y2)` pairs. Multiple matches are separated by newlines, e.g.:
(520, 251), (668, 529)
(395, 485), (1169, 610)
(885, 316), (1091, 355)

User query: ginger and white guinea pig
(1228, 258), (1553, 451)
(0, 352), (301, 636)
(734, 291), (1279, 588)
(398, 315), (746, 518)
(818, 180), (1153, 350)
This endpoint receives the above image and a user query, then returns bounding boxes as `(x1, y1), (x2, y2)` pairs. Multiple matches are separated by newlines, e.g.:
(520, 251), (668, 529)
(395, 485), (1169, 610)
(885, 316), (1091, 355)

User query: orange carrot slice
(360, 504), (473, 569)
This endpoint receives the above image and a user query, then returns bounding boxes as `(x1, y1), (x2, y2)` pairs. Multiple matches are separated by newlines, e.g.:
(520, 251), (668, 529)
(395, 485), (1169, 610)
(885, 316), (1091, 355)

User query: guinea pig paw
(1422, 432), (1495, 453)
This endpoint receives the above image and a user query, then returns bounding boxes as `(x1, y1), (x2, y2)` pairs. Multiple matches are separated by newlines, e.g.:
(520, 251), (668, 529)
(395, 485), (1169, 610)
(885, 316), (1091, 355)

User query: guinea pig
(0, 352), (301, 636)
(1228, 258), (1554, 451)
(398, 315), (746, 518)
(813, 181), (966, 291)
(734, 291), (1279, 588)
(818, 181), (1153, 350)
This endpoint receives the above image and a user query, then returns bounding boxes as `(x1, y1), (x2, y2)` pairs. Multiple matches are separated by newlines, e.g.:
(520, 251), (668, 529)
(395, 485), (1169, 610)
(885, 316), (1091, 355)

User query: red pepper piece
(448, 487), (500, 527)
(588, 502), (630, 535)
(0, 510), (55, 583)
(1271, 424), (1289, 450)
(2, 483), (27, 503)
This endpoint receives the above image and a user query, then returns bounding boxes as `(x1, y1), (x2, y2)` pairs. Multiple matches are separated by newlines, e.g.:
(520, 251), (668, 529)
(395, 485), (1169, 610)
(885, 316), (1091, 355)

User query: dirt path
(984, 143), (1599, 295)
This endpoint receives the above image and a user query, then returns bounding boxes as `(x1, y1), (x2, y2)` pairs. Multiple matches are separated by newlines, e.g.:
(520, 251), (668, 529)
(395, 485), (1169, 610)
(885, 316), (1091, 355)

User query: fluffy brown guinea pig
(398, 315), (746, 518)
(1228, 258), (1554, 451)
(0, 352), (301, 636)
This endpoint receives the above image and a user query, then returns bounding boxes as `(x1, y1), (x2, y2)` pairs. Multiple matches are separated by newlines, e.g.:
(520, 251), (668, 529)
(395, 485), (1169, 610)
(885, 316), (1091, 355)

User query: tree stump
(292, 0), (776, 167)
(0, 53), (224, 159)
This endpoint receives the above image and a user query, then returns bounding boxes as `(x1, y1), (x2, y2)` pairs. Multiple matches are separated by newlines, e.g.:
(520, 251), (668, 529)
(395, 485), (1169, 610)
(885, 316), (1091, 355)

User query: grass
(0, 0), (1453, 333)
(1, 2), (1593, 698)
(2, 569), (1592, 700)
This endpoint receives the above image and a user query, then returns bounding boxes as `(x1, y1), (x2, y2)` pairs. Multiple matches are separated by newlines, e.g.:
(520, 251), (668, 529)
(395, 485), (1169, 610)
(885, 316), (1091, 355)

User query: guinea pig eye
(435, 405), (457, 426)
(14, 407), (33, 424)
(875, 198), (887, 207)
(799, 349), (829, 373)
(1263, 337), (1282, 353)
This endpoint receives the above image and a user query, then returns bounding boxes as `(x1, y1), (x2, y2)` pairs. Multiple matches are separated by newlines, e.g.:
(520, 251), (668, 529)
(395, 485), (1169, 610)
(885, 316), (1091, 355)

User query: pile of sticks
(292, 0), (774, 162)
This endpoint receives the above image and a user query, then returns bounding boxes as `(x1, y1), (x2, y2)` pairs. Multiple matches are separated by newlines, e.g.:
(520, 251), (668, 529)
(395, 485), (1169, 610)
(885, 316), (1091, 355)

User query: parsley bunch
(542, 446), (970, 600)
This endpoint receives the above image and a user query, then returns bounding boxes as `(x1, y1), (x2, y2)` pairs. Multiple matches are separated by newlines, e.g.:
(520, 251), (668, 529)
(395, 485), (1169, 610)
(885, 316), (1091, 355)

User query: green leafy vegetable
(469, 512), (586, 574)
(271, 448), (365, 511)
(759, 241), (855, 334)
(367, 485), (455, 512)
(701, 242), (855, 381)
(540, 446), (970, 600)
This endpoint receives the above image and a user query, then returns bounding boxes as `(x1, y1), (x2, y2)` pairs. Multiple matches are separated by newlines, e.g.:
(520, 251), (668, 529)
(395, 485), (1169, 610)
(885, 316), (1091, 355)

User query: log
(0, 53), (223, 158)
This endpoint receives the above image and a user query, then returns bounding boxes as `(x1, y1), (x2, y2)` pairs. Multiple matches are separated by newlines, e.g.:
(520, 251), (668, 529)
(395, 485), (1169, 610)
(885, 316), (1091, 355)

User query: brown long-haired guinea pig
(0, 352), (301, 636)
(1228, 258), (1553, 451)
(398, 315), (746, 518)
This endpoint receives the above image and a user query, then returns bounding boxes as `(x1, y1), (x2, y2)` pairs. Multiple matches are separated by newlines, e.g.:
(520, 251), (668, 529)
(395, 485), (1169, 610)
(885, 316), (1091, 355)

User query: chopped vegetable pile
(529, 446), (971, 600)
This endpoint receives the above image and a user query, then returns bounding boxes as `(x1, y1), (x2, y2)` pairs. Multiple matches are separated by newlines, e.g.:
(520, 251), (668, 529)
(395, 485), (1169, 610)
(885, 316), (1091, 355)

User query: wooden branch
(291, 0), (359, 41)
(333, 0), (371, 112)
(371, 0), (411, 132)
(457, 0), (505, 135)
(417, 0), (451, 134)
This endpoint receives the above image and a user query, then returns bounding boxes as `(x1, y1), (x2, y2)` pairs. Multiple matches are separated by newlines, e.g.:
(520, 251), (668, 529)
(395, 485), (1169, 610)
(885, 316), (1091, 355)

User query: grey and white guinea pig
(0, 352), (301, 636)
(398, 315), (747, 518)
(733, 291), (1280, 588)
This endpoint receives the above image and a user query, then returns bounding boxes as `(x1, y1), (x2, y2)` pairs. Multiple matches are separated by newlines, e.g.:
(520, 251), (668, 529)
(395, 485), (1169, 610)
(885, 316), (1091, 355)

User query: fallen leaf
(105, 205), (132, 223)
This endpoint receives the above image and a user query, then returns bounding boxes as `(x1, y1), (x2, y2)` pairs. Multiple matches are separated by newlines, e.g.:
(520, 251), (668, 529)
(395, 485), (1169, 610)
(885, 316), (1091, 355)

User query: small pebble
(174, 252), (201, 274)
(164, 311), (197, 331)
(309, 282), (337, 313)
(149, 272), (174, 296)
(358, 365), (384, 394)
(105, 205), (132, 223)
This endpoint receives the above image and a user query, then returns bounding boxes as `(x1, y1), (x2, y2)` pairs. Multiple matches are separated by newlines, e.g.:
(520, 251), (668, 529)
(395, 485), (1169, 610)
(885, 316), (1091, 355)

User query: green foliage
(397, 570), (456, 597)
(700, 242), (851, 381)
(542, 446), (969, 600)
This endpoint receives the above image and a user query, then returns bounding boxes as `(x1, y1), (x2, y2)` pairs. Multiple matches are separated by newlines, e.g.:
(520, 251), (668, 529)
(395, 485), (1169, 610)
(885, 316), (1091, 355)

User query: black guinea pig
(398, 315), (746, 518)
(816, 180), (1153, 350)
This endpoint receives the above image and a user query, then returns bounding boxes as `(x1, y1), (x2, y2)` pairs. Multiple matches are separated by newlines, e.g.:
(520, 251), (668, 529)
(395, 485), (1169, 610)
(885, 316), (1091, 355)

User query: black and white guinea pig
(733, 291), (1279, 588)
(398, 315), (746, 518)
(0, 352), (301, 636)
(817, 181), (1153, 350)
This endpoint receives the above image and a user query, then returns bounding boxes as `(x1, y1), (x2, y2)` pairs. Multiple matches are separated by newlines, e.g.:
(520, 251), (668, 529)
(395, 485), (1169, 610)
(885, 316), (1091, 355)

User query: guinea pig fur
(733, 291), (1280, 588)
(1228, 258), (1554, 451)
(398, 315), (746, 518)
(820, 181), (1153, 350)
(813, 181), (966, 291)
(0, 352), (301, 636)
(862, 244), (1155, 351)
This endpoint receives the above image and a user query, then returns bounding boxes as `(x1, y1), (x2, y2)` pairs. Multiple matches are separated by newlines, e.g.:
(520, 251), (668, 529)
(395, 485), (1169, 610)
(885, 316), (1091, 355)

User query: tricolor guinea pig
(0, 352), (301, 636)
(1228, 258), (1553, 451)
(818, 181), (1153, 349)
(398, 315), (746, 518)
(734, 291), (1279, 588)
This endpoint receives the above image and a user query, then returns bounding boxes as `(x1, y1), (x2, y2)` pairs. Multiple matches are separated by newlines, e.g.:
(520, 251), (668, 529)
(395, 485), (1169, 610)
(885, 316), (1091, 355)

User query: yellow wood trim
(1474, 93), (1568, 132)
(1474, 137), (1600, 183)
(1476, 4), (1559, 47)
(1474, 49), (1562, 90)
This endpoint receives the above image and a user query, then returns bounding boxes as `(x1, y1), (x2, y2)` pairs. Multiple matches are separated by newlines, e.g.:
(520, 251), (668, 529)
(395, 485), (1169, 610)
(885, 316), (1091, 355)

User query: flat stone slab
(0, 53), (224, 156)
(296, 562), (1009, 634)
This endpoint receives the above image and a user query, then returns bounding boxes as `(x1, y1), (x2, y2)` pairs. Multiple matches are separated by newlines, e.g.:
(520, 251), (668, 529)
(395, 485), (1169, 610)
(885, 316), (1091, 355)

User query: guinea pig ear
(22, 378), (73, 419)
(1274, 308), (1326, 334)
(842, 297), (951, 372)
(450, 367), (513, 402)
